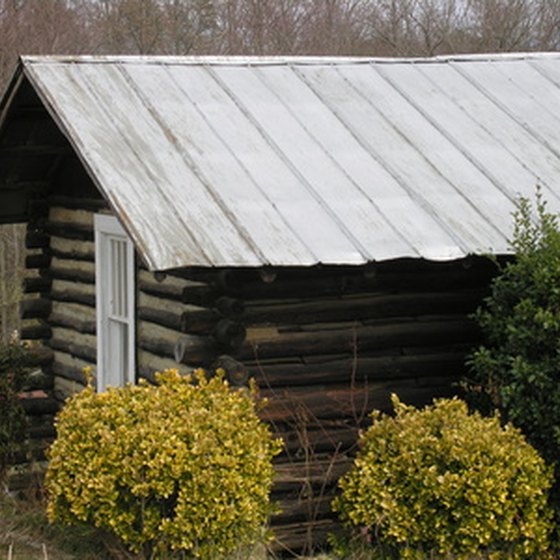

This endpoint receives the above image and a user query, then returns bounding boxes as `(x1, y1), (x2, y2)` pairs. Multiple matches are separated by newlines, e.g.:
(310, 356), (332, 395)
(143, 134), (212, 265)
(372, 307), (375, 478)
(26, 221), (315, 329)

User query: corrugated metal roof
(15, 53), (560, 270)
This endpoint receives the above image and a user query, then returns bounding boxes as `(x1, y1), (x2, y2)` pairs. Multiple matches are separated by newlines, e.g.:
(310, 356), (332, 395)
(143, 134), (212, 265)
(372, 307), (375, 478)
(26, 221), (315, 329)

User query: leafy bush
(0, 336), (32, 477)
(468, 191), (560, 466)
(45, 369), (282, 559)
(333, 396), (554, 560)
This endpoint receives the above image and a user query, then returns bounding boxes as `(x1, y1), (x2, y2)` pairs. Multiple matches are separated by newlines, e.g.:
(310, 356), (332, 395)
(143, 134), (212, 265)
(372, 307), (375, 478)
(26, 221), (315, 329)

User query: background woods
(1, 0), (560, 90)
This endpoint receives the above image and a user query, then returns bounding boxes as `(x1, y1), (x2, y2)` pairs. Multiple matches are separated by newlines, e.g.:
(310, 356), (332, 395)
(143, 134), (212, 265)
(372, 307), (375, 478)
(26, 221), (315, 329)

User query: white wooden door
(94, 214), (135, 391)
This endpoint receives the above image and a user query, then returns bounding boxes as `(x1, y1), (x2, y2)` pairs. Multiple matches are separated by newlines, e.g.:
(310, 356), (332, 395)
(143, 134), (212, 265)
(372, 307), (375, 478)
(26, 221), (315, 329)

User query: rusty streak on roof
(5, 53), (560, 270)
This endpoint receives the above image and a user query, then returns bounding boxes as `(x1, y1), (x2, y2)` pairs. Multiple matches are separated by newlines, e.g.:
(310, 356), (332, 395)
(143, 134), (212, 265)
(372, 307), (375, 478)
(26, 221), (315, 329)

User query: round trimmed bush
(333, 396), (554, 560)
(45, 369), (281, 559)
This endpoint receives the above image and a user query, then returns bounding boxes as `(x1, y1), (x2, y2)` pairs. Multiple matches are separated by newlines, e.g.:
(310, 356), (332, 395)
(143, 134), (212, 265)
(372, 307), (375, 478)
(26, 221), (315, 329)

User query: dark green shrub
(0, 337), (31, 477)
(45, 369), (282, 559)
(333, 396), (554, 560)
(468, 191), (560, 466)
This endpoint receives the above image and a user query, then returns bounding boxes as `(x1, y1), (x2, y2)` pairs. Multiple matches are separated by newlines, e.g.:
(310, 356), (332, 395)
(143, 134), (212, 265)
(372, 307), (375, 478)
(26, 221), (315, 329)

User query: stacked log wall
(29, 196), (107, 399)
(209, 258), (498, 554)
(136, 269), (214, 378)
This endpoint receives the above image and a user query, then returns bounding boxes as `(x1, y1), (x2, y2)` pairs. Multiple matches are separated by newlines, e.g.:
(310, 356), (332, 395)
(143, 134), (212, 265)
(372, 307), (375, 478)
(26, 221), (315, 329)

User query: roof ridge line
(19, 52), (560, 67)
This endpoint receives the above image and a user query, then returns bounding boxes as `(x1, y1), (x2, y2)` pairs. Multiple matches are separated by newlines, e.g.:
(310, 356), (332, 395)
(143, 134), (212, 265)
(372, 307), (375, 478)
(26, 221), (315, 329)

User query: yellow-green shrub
(333, 396), (554, 560)
(45, 369), (281, 559)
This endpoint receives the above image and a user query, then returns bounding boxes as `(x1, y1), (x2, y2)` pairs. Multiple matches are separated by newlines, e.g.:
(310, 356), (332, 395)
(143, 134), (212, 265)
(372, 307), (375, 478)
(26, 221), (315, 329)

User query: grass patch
(0, 489), (111, 559)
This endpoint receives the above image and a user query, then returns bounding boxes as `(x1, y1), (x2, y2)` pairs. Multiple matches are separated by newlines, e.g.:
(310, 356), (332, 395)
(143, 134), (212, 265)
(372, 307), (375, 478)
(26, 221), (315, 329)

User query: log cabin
(2, 53), (560, 552)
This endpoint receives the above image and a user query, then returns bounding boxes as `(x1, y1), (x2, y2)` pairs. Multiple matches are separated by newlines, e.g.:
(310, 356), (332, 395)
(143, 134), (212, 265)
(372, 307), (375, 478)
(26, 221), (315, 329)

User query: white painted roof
(18, 54), (560, 270)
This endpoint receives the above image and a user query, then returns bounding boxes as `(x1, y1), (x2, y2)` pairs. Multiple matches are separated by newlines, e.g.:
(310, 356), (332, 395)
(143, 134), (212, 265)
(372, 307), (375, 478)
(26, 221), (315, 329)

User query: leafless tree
(89, 0), (217, 55)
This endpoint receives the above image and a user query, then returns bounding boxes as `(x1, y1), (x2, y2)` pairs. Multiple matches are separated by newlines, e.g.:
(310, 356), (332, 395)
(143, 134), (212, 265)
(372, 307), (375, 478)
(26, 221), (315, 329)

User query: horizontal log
(182, 284), (221, 306)
(211, 355), (249, 386)
(212, 319), (247, 352)
(51, 278), (95, 306)
(27, 346), (54, 367)
(138, 350), (193, 382)
(138, 306), (183, 332)
(23, 275), (51, 294)
(138, 270), (195, 301)
(48, 195), (107, 211)
(274, 457), (351, 492)
(241, 318), (478, 361)
(25, 230), (49, 249)
(49, 327), (97, 363)
(25, 252), (51, 269)
(274, 494), (334, 523)
(139, 321), (214, 365)
(253, 351), (467, 387)
(20, 396), (59, 416)
(171, 331), (216, 365)
(214, 296), (245, 317)
(21, 322), (51, 340)
(49, 301), (96, 334)
(221, 262), (496, 300)
(53, 375), (87, 400)
(20, 298), (51, 319)
(44, 221), (94, 241)
(181, 308), (222, 334)
(274, 424), (359, 455)
(50, 236), (95, 261)
(261, 380), (458, 423)
(243, 290), (485, 326)
(138, 291), (187, 314)
(51, 350), (94, 385)
(49, 206), (94, 229)
(50, 257), (95, 283)
(147, 294), (243, 334)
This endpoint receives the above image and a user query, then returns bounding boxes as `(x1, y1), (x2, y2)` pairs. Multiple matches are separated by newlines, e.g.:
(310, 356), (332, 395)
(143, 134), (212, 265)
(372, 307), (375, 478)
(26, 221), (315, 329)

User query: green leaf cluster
(469, 191), (560, 465)
(333, 396), (554, 559)
(45, 369), (282, 559)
